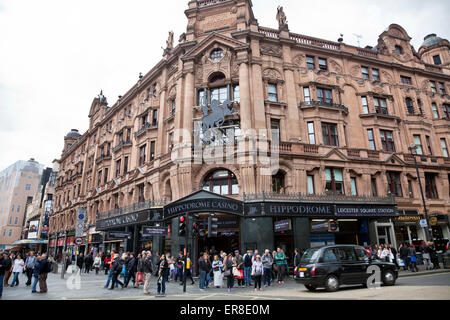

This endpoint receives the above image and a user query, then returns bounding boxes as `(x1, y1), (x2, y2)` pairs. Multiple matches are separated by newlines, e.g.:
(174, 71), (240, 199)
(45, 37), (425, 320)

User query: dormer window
(433, 55), (442, 66)
(210, 48), (224, 61)
(395, 45), (403, 54)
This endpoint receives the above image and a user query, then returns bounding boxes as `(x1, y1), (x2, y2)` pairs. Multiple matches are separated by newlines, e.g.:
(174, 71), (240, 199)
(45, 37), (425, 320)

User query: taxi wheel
(325, 275), (340, 292)
(305, 284), (317, 292)
(382, 270), (396, 286)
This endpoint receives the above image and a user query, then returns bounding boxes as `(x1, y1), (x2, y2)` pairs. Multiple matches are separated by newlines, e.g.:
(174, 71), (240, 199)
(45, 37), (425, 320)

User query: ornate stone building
(49, 0), (450, 261)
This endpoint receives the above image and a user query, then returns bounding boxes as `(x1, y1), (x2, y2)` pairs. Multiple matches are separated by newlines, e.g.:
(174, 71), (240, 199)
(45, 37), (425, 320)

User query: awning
(13, 239), (49, 245)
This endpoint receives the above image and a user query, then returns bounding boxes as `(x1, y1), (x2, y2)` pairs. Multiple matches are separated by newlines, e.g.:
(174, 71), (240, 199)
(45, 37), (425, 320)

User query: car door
(335, 247), (360, 285)
(354, 247), (371, 284)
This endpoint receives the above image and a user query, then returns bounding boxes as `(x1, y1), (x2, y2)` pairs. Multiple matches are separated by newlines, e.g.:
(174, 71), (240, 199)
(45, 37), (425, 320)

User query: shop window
(203, 170), (239, 195)
(272, 171), (285, 194)
(325, 168), (344, 195)
(387, 171), (402, 197)
(424, 173), (438, 199)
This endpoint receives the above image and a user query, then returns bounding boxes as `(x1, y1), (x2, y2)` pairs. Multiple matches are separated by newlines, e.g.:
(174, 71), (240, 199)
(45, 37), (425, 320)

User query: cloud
(0, 0), (448, 170)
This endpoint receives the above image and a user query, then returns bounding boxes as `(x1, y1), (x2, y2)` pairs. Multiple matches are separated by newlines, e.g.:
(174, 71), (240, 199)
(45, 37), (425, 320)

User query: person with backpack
(38, 254), (50, 293)
(251, 255), (264, 292)
(108, 253), (124, 290)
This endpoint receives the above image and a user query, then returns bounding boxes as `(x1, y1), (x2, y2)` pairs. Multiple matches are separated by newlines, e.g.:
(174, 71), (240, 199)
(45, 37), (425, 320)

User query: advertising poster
(28, 220), (40, 239)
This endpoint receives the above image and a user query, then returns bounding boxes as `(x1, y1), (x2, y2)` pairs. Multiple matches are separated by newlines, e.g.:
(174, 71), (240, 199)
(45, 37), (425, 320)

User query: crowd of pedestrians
(0, 250), (53, 299)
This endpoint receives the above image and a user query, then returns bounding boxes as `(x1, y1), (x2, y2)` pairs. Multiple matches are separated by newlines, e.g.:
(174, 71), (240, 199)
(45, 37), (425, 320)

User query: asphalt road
(1, 267), (449, 300)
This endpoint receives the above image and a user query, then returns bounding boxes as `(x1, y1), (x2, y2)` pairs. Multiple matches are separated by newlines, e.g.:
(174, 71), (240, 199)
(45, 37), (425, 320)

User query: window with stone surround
(425, 136), (432, 155)
(380, 129), (395, 152)
(424, 173), (438, 199)
(400, 76), (412, 85)
(268, 83), (278, 102)
(361, 96), (369, 114)
(373, 97), (388, 115)
(115, 159), (121, 178)
(371, 177), (378, 196)
(405, 98), (414, 115)
(441, 138), (449, 157)
(317, 87), (332, 104)
(272, 171), (285, 194)
(367, 129), (376, 150)
(433, 55), (442, 65)
(350, 177), (358, 196)
(322, 122), (338, 146)
(150, 141), (155, 161)
(307, 122), (315, 144)
(306, 56), (315, 69)
(439, 82), (446, 95)
(443, 104), (450, 119)
(325, 168), (344, 195)
(413, 135), (423, 155)
(233, 84), (240, 102)
(386, 171), (402, 197)
(430, 81), (437, 93)
(318, 58), (328, 71)
(307, 175), (315, 195)
(303, 87), (311, 102)
(139, 144), (146, 166)
(202, 170), (238, 196)
(361, 66), (370, 80)
(431, 102), (439, 119)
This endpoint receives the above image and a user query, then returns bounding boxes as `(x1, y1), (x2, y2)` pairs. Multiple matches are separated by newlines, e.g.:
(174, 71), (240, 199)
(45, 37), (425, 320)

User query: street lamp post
(408, 144), (434, 242)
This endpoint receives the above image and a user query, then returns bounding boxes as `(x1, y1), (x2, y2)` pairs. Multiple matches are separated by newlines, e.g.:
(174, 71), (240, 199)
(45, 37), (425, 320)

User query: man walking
(124, 252), (137, 288)
(84, 252), (93, 274)
(143, 251), (153, 295)
(24, 251), (37, 286)
(399, 243), (409, 271)
(104, 250), (116, 288)
(38, 254), (50, 293)
(109, 253), (124, 290)
(76, 253), (84, 272)
(31, 255), (42, 293)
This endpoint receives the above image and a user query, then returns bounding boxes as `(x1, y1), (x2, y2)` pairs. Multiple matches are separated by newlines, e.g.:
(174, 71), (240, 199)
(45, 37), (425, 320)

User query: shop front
(393, 211), (422, 245)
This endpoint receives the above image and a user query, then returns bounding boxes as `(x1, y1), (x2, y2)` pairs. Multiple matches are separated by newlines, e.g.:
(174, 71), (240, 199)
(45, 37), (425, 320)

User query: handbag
(136, 272), (144, 283)
(232, 267), (240, 277)
(234, 269), (244, 279)
(224, 268), (231, 276)
(120, 265), (126, 275)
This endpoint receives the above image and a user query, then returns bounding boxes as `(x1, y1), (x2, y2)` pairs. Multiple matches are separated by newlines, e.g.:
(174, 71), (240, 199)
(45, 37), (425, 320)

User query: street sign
(274, 220), (292, 232)
(419, 219), (428, 228)
(142, 226), (168, 236)
(74, 237), (83, 245)
(429, 216), (438, 226)
(328, 220), (339, 232)
(108, 231), (132, 239)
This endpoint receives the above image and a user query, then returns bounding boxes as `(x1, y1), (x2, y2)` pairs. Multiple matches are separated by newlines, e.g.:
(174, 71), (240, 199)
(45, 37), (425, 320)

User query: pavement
(1, 264), (449, 300)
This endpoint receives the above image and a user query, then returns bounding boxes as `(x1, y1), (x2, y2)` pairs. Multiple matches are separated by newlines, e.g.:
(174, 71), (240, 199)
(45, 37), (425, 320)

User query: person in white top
(10, 254), (25, 287)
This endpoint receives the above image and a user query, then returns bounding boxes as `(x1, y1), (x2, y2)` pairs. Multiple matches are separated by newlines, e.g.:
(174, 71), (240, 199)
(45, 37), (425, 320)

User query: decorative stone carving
(381, 70), (393, 83)
(373, 86), (385, 95)
(260, 44), (282, 57)
(377, 38), (389, 55)
(316, 76), (331, 84)
(350, 65), (361, 77)
(329, 59), (343, 74)
(420, 79), (429, 92)
(263, 68), (283, 81)
(292, 54), (305, 68)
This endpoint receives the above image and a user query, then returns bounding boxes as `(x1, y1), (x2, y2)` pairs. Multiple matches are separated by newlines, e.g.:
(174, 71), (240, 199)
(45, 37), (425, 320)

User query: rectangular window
(322, 122), (339, 146)
(268, 83), (278, 102)
(150, 141), (155, 161)
(413, 135), (423, 155)
(406, 98), (414, 115)
(303, 87), (311, 103)
(430, 81), (437, 93)
(306, 56), (315, 69)
(211, 86), (228, 103)
(374, 97), (388, 114)
(115, 159), (121, 178)
(124, 156), (129, 174)
(441, 138), (449, 157)
(401, 76), (412, 85)
(318, 58), (328, 71)
(387, 172), (403, 197)
(426, 136), (432, 155)
(113, 194), (119, 209)
(432, 102), (439, 119)
(417, 99), (423, 115)
(126, 128), (131, 142)
(139, 145), (146, 166)
(16, 205), (20, 213)
(97, 170), (102, 187)
(438, 82), (446, 95)
(171, 99), (176, 116)
(425, 173), (438, 199)
(372, 68), (380, 81)
(25, 184), (31, 190)
(233, 84), (240, 102)
(271, 119), (280, 143)
(152, 109), (158, 126)
(141, 114), (148, 128)
(14, 217), (18, 225)
(443, 104), (450, 120)
(371, 177), (378, 196)
(138, 184), (145, 203)
(169, 132), (174, 150)
(307, 122), (315, 144)
(380, 130), (395, 152)
(317, 88), (332, 104)
(350, 177), (358, 196)
(367, 129), (376, 150)
(325, 168), (344, 195)
(361, 66), (370, 80)
(198, 89), (207, 105)
(8, 229), (12, 237)
(104, 168), (108, 184)
(307, 175), (315, 195)
(361, 96), (369, 114)
(433, 55), (442, 65)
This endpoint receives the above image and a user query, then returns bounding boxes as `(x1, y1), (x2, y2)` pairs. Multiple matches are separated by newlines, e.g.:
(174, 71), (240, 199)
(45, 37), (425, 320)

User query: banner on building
(27, 220), (40, 239)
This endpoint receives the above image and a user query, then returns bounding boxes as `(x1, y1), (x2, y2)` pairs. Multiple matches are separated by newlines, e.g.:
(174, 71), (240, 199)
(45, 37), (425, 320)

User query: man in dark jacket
(31, 255), (42, 293)
(0, 252), (7, 298)
(76, 253), (84, 272)
(143, 251), (153, 295)
(389, 244), (398, 267)
(38, 254), (49, 293)
(124, 253), (137, 288)
(399, 243), (410, 271)
(3, 253), (12, 287)
(84, 253), (93, 274)
(243, 250), (253, 287)
(175, 252), (184, 283)
(109, 254), (124, 290)
(429, 245), (440, 270)
(198, 253), (211, 290)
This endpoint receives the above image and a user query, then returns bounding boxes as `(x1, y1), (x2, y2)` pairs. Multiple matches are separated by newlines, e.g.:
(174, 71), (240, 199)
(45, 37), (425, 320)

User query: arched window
(202, 170), (238, 195)
(405, 98), (414, 115)
(272, 171), (286, 193)
(210, 48), (224, 61)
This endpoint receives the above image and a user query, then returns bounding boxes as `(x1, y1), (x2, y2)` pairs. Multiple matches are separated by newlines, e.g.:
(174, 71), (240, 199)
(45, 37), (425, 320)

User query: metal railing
(96, 199), (166, 221)
(300, 100), (349, 113)
(112, 140), (132, 152)
(134, 122), (158, 137)
(243, 192), (395, 204)
(95, 153), (112, 164)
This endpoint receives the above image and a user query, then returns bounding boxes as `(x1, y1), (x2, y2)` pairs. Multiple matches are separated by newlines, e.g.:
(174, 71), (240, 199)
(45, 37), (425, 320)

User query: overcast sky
(0, 0), (449, 170)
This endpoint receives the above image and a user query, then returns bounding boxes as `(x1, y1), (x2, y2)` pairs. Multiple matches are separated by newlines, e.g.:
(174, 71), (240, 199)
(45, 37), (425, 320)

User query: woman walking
(224, 253), (235, 293)
(93, 253), (102, 275)
(252, 255), (264, 292)
(408, 244), (419, 272)
(10, 254), (25, 287)
(156, 254), (169, 297)
(212, 255), (224, 288)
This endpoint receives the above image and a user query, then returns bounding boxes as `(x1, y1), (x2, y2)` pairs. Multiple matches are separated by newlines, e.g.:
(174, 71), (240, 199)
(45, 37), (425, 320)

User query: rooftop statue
(276, 6), (288, 29)
(166, 31), (174, 50)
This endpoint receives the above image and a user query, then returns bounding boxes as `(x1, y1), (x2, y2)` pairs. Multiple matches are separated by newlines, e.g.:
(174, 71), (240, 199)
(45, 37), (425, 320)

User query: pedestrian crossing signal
(179, 216), (186, 236)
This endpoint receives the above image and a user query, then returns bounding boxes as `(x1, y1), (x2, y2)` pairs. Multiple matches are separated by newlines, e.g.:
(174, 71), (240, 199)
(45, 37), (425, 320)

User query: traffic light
(192, 220), (206, 238)
(208, 217), (219, 238)
(192, 221), (199, 238)
(179, 216), (186, 236)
